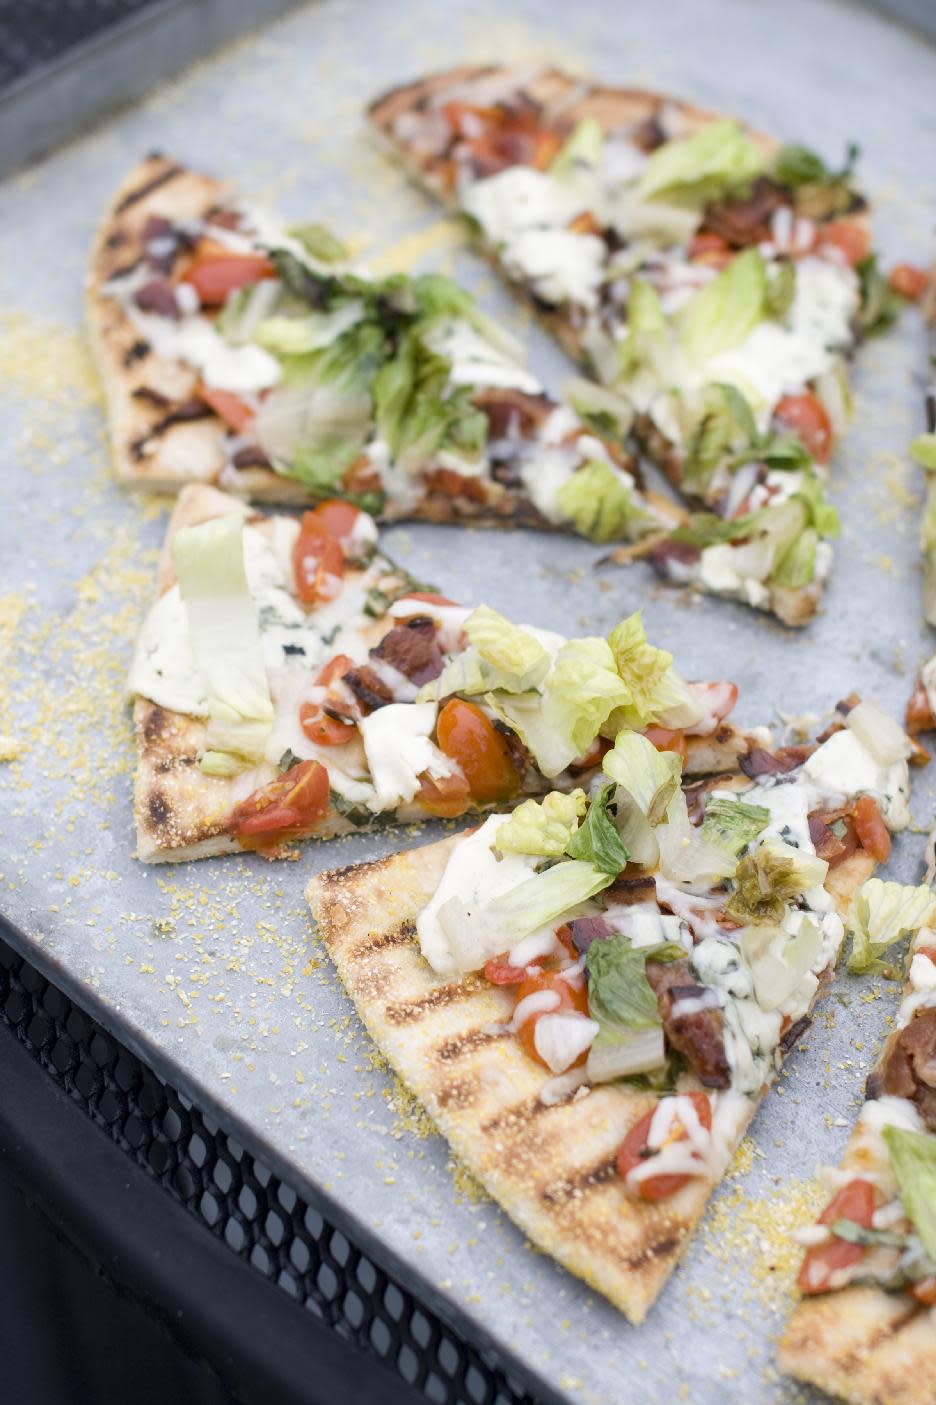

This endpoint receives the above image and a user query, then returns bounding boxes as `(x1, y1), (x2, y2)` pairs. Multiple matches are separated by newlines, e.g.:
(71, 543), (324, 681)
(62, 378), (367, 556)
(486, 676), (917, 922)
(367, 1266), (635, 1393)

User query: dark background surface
(0, 1175), (232, 1405)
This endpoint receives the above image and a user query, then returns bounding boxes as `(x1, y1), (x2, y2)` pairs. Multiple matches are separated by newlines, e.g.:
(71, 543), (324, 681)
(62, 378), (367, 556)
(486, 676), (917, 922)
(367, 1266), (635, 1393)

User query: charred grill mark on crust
(105, 229), (128, 249)
(435, 1028), (509, 1063)
(132, 386), (171, 408)
(147, 791), (170, 828)
(435, 1076), (480, 1111)
(124, 339), (150, 366)
(131, 397), (212, 458)
(385, 978), (481, 1025)
(481, 1091), (578, 1134)
(142, 706), (167, 742)
(348, 920), (416, 962)
(626, 1233), (681, 1270)
(319, 855), (396, 886)
(154, 755), (196, 774)
(115, 162), (182, 213)
(540, 1155), (618, 1206)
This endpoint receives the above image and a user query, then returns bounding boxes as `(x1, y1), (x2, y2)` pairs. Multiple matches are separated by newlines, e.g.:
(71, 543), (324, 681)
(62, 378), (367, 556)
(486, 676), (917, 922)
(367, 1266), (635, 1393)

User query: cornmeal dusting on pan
(0, 311), (99, 406)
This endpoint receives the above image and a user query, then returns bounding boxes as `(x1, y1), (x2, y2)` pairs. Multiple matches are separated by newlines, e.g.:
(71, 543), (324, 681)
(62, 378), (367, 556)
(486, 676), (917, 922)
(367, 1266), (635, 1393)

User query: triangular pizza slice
(370, 66), (901, 624)
(128, 484), (751, 861)
(780, 878), (936, 1401)
(308, 695), (916, 1320)
(89, 154), (673, 544)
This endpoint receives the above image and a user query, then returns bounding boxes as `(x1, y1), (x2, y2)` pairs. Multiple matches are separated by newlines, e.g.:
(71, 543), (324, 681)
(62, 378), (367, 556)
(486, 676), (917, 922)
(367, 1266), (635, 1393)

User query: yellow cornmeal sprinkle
(365, 219), (466, 276)
(448, 1157), (488, 1206)
(0, 311), (100, 406)
(701, 1174), (826, 1314)
(0, 593), (29, 760)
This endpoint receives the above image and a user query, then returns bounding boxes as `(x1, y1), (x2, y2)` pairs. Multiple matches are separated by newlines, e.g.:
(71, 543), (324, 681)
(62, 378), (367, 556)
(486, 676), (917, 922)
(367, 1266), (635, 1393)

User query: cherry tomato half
(196, 383), (255, 433)
(414, 770), (472, 818)
(231, 760), (330, 848)
(853, 794), (891, 863)
(773, 392), (833, 464)
(616, 1092), (713, 1201)
(513, 969), (589, 1068)
(888, 264), (929, 303)
(643, 726), (688, 763)
(185, 251), (275, 305)
(293, 517), (345, 604)
(435, 699), (519, 805)
(816, 220), (870, 268)
(797, 1179), (876, 1294)
(299, 654), (356, 747)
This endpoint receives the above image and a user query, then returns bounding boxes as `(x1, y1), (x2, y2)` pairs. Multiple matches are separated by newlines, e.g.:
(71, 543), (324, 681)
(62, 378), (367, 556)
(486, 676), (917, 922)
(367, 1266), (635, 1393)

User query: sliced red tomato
(888, 264), (929, 302)
(643, 726), (688, 763)
(513, 969), (590, 1068)
(196, 383), (255, 434)
(616, 1092), (713, 1201)
(424, 467), (488, 502)
(293, 516), (345, 604)
(688, 232), (732, 267)
(773, 392), (833, 464)
(300, 500), (362, 551)
(816, 220), (870, 267)
(413, 770), (472, 818)
(853, 794), (891, 862)
(231, 760), (330, 847)
(906, 683), (935, 736)
(184, 251), (275, 305)
(686, 681), (739, 733)
(555, 923), (576, 959)
(912, 1276), (936, 1306)
(300, 654), (356, 746)
(435, 699), (520, 805)
(484, 956), (533, 985)
(798, 1179), (876, 1294)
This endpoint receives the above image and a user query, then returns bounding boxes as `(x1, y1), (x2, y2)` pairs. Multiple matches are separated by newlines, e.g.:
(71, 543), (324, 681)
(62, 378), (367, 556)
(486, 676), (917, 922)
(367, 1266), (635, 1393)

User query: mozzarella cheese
(357, 702), (453, 813)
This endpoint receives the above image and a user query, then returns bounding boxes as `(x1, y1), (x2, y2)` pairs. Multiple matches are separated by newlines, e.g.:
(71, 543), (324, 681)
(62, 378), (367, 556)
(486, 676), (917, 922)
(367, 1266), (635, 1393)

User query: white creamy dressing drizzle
(533, 1012), (601, 1074)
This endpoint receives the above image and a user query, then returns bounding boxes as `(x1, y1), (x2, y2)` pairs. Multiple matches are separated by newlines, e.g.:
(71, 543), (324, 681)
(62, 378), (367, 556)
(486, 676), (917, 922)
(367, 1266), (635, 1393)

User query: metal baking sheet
(1, 2), (935, 1400)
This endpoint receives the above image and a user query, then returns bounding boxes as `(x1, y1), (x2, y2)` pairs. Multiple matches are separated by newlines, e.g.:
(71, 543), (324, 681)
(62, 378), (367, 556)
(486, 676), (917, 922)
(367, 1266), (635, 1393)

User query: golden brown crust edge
(87, 156), (327, 502)
(305, 838), (874, 1322)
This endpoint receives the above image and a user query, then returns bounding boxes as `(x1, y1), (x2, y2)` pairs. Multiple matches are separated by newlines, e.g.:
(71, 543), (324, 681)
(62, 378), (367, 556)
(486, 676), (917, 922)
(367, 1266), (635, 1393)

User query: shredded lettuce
(701, 796), (770, 856)
(656, 789), (739, 885)
(602, 612), (705, 733)
(172, 515), (274, 770)
(494, 790), (588, 858)
(882, 1126), (936, 1263)
(740, 919), (822, 1011)
(464, 606), (551, 689)
(586, 933), (684, 1033)
(565, 782), (628, 874)
(550, 116), (603, 175)
(726, 838), (828, 924)
(856, 255), (904, 338)
(255, 301), (364, 357)
(617, 277), (667, 377)
(636, 119), (765, 205)
(564, 376), (635, 439)
(553, 459), (649, 543)
(602, 730), (681, 823)
(286, 222), (350, 264)
(372, 329), (487, 472)
(846, 879), (936, 975)
(488, 637), (631, 777)
(911, 433), (936, 472)
(486, 859), (614, 939)
(679, 248), (768, 365)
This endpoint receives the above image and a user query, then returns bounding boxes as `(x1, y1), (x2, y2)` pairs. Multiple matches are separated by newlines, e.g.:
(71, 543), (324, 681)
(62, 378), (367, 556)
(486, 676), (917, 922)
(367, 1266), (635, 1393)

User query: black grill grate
(0, 932), (536, 1405)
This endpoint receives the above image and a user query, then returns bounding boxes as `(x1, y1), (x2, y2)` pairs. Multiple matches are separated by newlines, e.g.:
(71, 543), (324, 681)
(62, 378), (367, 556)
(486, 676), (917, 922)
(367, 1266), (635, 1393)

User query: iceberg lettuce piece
(636, 120), (765, 205)
(487, 859), (614, 939)
(172, 514), (274, 771)
(603, 730), (681, 823)
(679, 248), (768, 365)
(882, 1126), (936, 1263)
(553, 459), (650, 543)
(565, 782), (628, 875)
(847, 879), (936, 975)
(494, 790), (588, 858)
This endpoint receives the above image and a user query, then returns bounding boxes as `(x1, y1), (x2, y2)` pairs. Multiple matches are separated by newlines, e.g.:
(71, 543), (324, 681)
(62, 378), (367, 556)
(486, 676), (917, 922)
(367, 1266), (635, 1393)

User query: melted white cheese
(804, 729), (910, 830)
(357, 702), (452, 813)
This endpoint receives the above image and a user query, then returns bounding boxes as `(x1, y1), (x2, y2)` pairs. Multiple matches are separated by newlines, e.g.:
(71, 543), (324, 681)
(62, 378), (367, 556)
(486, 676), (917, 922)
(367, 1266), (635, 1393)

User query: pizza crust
(306, 839), (875, 1321)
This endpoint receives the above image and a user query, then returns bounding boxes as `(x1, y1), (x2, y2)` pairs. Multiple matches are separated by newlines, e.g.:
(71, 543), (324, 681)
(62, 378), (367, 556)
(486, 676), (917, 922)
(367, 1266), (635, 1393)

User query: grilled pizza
(308, 694), (917, 1320)
(780, 879), (936, 1402)
(128, 483), (751, 862)
(89, 154), (673, 543)
(370, 66), (902, 624)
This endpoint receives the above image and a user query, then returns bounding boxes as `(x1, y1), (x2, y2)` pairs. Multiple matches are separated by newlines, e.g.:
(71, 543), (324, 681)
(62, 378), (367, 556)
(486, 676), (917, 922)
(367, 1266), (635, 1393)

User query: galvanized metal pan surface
(1, 1), (935, 1399)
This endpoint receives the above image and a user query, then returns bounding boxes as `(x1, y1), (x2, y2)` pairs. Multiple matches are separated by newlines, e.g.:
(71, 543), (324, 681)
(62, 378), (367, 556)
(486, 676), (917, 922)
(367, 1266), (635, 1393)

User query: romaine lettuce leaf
(372, 329), (487, 471)
(286, 222), (350, 264)
(912, 433), (936, 472)
(586, 933), (685, 1032)
(553, 459), (650, 543)
(679, 248), (768, 365)
(494, 790), (588, 858)
(486, 859), (614, 939)
(565, 782), (628, 875)
(701, 796), (770, 856)
(172, 514), (274, 770)
(636, 120), (765, 205)
(882, 1126), (936, 1263)
(846, 878), (936, 974)
(602, 730), (681, 823)
(464, 605), (551, 689)
(550, 116), (603, 175)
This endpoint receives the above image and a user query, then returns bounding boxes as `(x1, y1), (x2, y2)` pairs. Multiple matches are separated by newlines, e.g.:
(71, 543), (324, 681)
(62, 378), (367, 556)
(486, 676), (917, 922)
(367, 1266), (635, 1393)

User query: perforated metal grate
(0, 932), (536, 1405)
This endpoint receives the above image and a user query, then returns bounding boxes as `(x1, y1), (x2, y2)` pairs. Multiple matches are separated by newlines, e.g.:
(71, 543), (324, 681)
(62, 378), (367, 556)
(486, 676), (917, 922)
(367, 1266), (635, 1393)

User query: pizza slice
(370, 67), (902, 624)
(779, 879), (936, 1401)
(129, 483), (749, 862)
(904, 267), (936, 734)
(307, 694), (916, 1321)
(89, 154), (672, 543)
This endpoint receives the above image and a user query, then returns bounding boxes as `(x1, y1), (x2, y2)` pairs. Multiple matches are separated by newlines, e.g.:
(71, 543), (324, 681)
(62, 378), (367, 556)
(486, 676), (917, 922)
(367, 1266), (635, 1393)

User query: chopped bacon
(647, 960), (731, 1089)
(568, 915), (613, 954)
(906, 682), (935, 736)
(700, 177), (787, 248)
(343, 665), (394, 713)
(739, 743), (813, 778)
(371, 616), (444, 686)
(473, 387), (553, 440)
(867, 1008), (936, 1131)
(134, 278), (179, 318)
